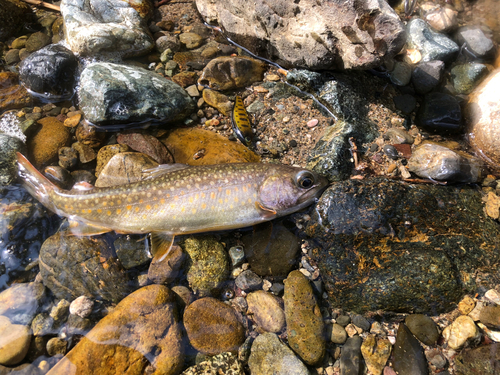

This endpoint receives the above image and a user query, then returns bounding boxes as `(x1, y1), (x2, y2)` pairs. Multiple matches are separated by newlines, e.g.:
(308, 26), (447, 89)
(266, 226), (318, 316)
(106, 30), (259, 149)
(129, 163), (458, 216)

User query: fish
(17, 152), (328, 257)
(231, 95), (253, 147)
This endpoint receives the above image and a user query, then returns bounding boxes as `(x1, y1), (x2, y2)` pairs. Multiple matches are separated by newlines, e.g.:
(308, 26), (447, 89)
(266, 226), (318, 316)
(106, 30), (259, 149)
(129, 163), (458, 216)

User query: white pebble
(307, 119), (319, 128)
(69, 296), (94, 318)
(485, 289), (500, 305)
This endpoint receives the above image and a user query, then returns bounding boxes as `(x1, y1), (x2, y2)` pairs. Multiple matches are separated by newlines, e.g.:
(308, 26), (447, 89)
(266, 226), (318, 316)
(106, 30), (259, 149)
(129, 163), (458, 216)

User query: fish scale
(17, 153), (329, 239)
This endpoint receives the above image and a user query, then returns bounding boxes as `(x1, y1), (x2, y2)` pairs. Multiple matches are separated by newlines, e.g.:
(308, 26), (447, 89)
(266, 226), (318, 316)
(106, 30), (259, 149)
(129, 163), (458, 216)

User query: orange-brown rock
(160, 128), (260, 165)
(183, 297), (245, 355)
(27, 117), (71, 168)
(0, 72), (32, 113)
(47, 285), (184, 375)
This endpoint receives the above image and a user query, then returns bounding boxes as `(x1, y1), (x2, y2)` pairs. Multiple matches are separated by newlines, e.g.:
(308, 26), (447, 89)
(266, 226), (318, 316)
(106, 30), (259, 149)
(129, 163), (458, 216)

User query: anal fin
(151, 232), (176, 264)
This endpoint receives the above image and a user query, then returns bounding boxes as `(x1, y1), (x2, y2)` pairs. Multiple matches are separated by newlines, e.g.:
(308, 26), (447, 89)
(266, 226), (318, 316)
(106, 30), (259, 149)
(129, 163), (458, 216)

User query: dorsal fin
(142, 164), (190, 180)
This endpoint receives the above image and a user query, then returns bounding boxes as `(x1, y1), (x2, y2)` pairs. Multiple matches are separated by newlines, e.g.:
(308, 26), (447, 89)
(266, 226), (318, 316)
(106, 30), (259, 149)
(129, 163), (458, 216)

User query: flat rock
(78, 62), (194, 127)
(39, 232), (131, 303)
(95, 152), (158, 187)
(117, 132), (173, 164)
(47, 285), (184, 375)
(95, 144), (131, 177)
(0, 72), (33, 113)
(306, 178), (500, 313)
(340, 336), (363, 375)
(405, 314), (439, 346)
(248, 332), (310, 375)
(183, 297), (245, 355)
(160, 127), (260, 165)
(284, 270), (325, 366)
(195, 0), (405, 70)
(454, 343), (500, 375)
(360, 335), (391, 375)
(60, 0), (154, 57)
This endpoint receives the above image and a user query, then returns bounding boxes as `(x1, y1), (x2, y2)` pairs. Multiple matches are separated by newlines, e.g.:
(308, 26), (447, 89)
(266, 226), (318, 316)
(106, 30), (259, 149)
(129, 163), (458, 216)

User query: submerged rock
(306, 178), (500, 313)
(182, 352), (244, 375)
(416, 92), (462, 133)
(0, 72), (32, 113)
(47, 285), (184, 375)
(95, 152), (158, 187)
(0, 316), (31, 366)
(78, 62), (194, 127)
(19, 44), (78, 100)
(284, 270), (325, 366)
(248, 332), (310, 375)
(196, 0), (405, 70)
(0, 282), (45, 326)
(0, 133), (26, 186)
(60, 0), (154, 57)
(0, 0), (33, 40)
(183, 297), (245, 355)
(39, 232), (131, 303)
(454, 344), (500, 375)
(27, 117), (71, 169)
(393, 323), (428, 375)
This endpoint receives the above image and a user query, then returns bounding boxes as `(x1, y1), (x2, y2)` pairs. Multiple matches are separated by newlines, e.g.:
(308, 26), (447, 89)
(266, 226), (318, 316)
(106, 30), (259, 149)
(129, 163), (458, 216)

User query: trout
(17, 153), (328, 254)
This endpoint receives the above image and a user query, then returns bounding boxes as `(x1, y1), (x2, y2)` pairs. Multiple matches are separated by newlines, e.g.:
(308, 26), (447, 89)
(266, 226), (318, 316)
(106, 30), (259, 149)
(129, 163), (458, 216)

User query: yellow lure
(231, 95), (253, 146)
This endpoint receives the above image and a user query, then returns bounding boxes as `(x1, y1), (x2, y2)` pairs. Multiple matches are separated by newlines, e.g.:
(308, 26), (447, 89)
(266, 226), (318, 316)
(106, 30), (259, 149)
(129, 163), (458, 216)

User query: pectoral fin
(255, 201), (277, 219)
(150, 232), (176, 263)
(67, 219), (112, 236)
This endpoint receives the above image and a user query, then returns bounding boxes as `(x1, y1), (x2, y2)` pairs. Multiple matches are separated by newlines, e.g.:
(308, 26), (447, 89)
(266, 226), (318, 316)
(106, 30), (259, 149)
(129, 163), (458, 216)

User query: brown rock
(198, 56), (266, 91)
(478, 305), (500, 329)
(172, 71), (198, 88)
(95, 144), (130, 177)
(184, 297), (245, 355)
(64, 114), (81, 128)
(47, 285), (184, 375)
(246, 290), (285, 333)
(0, 316), (31, 366)
(360, 335), (392, 375)
(147, 244), (185, 285)
(202, 88), (233, 116)
(0, 72), (32, 112)
(72, 142), (97, 164)
(75, 121), (105, 148)
(117, 132), (173, 164)
(95, 152), (158, 187)
(160, 128), (260, 165)
(25, 31), (51, 53)
(283, 270), (325, 366)
(27, 117), (71, 168)
(466, 69), (500, 170)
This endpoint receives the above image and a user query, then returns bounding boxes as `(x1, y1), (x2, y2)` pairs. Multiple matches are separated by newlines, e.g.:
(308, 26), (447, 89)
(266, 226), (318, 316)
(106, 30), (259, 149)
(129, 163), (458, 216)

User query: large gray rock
(78, 62), (195, 127)
(60, 0), (154, 57)
(306, 178), (500, 314)
(195, 0), (406, 70)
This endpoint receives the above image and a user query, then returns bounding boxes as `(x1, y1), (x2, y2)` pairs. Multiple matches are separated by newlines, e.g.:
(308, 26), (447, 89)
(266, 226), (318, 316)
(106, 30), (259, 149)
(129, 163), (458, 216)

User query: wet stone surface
(307, 177), (500, 314)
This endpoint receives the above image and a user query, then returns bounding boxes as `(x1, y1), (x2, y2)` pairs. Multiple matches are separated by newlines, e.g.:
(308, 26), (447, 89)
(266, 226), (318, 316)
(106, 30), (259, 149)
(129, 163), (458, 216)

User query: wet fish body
(17, 153), (328, 237)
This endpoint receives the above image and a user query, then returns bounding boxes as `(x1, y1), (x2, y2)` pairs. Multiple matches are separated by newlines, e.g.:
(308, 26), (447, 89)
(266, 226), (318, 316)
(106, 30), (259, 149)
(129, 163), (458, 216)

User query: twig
(21, 0), (60, 11)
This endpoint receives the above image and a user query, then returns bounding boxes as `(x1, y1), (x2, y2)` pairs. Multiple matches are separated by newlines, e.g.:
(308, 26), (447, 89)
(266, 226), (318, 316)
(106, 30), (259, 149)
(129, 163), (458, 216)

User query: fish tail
(16, 152), (59, 211)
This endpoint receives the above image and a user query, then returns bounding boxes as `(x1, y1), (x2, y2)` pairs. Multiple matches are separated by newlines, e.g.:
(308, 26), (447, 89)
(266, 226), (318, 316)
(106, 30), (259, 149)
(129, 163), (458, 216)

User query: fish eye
(296, 171), (315, 189)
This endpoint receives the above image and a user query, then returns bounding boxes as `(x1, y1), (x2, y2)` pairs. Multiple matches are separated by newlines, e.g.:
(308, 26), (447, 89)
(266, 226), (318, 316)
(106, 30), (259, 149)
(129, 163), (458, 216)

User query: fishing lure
(231, 95), (253, 147)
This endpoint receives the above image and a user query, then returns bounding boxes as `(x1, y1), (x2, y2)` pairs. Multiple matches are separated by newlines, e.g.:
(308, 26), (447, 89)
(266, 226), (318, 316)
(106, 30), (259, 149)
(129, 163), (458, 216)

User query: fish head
(258, 166), (329, 217)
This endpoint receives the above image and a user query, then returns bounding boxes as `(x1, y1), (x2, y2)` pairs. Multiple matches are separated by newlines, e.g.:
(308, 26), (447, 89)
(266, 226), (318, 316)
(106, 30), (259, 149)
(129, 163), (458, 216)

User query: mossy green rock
(183, 236), (229, 297)
(284, 270), (325, 366)
(405, 314), (439, 345)
(307, 178), (500, 313)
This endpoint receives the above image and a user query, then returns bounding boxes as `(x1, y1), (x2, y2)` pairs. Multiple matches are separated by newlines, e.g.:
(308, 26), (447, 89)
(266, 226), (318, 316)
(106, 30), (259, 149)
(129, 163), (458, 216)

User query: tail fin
(16, 152), (59, 211)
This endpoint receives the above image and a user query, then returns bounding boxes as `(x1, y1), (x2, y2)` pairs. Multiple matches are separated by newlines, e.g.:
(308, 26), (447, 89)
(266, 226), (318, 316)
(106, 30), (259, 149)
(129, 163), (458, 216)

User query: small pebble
(69, 296), (94, 318)
(383, 145), (399, 160)
(307, 119), (319, 128)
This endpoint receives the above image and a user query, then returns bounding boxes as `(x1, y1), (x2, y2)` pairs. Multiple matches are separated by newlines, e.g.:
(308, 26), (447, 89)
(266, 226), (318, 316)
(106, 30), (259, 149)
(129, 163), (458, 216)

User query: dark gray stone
(19, 44), (78, 100)
(340, 336), (363, 375)
(407, 19), (459, 63)
(393, 323), (428, 375)
(235, 270), (262, 292)
(78, 62), (195, 127)
(352, 315), (370, 332)
(306, 178), (500, 314)
(411, 60), (445, 94)
(114, 234), (151, 269)
(393, 94), (416, 115)
(416, 92), (462, 133)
